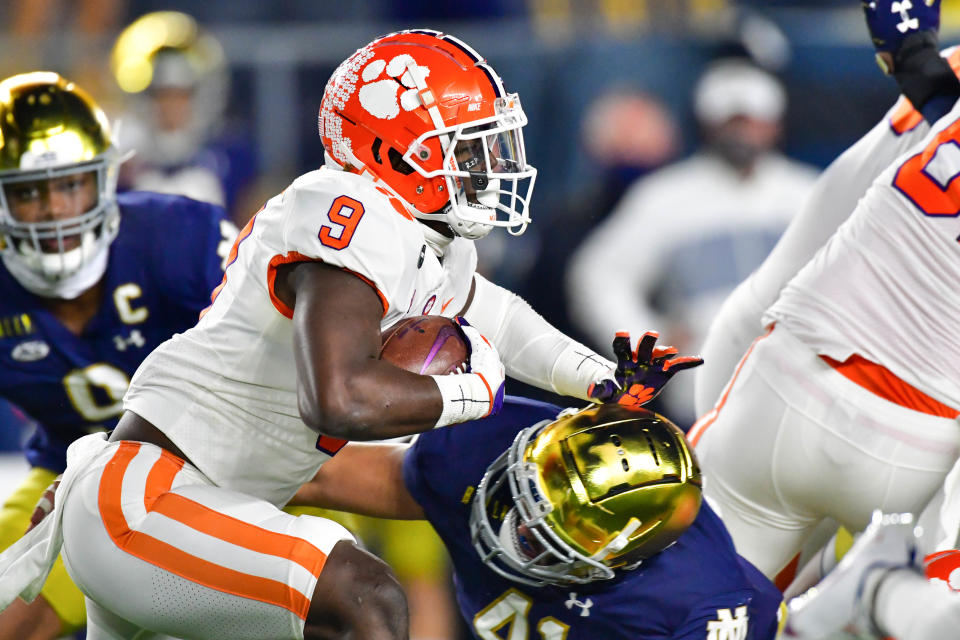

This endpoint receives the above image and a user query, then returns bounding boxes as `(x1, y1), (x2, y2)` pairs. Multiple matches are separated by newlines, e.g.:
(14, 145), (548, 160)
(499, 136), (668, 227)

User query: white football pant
(690, 325), (960, 577)
(59, 438), (353, 640)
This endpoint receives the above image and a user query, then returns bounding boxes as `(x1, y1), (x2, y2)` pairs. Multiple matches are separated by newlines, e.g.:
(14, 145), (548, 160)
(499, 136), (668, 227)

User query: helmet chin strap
(589, 519), (641, 561)
(3, 244), (108, 299)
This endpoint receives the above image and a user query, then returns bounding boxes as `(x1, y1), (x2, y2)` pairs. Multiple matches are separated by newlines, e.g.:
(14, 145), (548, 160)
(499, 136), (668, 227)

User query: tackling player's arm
(287, 441), (423, 519)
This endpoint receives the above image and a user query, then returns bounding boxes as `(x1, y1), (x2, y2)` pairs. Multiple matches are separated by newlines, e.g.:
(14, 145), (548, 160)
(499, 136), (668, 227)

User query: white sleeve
(693, 98), (932, 415)
(463, 274), (614, 400)
(564, 180), (666, 355)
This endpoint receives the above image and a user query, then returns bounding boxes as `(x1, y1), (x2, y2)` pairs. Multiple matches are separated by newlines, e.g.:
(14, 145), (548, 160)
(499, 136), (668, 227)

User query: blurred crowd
(2, 1), (959, 639)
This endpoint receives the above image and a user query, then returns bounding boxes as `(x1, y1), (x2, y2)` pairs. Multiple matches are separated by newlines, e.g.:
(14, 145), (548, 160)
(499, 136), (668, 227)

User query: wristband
(431, 372), (494, 427)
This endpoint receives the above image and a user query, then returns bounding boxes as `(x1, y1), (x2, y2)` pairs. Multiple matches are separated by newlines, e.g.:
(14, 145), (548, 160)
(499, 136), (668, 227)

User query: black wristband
(892, 31), (960, 118)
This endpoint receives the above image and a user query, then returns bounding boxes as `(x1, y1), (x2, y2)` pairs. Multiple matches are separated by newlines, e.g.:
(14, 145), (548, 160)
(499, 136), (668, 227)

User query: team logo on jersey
(12, 340), (49, 362)
(358, 55), (431, 120)
(706, 606), (749, 640)
(564, 592), (593, 617)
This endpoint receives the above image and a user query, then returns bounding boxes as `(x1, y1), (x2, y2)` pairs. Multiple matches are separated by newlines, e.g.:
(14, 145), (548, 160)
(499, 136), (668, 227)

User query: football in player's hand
(379, 315), (469, 375)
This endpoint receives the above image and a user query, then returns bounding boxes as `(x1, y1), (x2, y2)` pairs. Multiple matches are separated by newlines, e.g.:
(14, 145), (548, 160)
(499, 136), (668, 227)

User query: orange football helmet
(319, 29), (536, 239)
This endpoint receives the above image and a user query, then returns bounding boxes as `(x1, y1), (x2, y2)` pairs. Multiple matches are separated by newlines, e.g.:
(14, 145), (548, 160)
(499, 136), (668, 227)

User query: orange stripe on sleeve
(201, 213), (259, 319)
(266, 252), (390, 319)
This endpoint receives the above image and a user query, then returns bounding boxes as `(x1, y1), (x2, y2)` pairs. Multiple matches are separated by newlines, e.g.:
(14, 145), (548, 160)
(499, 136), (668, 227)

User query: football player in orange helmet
(0, 31), (699, 640)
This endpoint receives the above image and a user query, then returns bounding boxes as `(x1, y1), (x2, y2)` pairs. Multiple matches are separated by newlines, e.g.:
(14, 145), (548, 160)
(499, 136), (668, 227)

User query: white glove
(430, 318), (505, 427)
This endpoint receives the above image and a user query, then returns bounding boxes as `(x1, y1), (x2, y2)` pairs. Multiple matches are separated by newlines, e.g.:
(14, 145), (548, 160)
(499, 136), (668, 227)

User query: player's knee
(305, 540), (408, 640)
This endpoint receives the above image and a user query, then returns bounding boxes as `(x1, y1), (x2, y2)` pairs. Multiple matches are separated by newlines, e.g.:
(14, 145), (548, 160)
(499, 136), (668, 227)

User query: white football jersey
(124, 167), (476, 506)
(765, 97), (960, 408)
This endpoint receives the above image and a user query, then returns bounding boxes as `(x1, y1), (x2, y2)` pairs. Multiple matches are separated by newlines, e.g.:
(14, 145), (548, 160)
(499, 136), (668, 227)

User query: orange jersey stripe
(98, 442), (322, 620)
(820, 354), (959, 418)
(201, 213), (259, 319)
(265, 252), (390, 319)
(688, 325), (775, 448)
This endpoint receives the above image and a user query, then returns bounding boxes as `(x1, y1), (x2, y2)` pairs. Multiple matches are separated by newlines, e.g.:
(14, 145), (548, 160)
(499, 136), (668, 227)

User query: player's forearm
(288, 442), (424, 519)
(297, 359), (446, 440)
(464, 275), (614, 400)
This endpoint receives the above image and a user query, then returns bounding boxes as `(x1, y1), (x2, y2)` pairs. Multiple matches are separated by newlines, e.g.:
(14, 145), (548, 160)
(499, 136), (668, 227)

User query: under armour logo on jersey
(113, 330), (146, 352)
(891, 1), (920, 33)
(564, 592), (593, 617)
(358, 55), (431, 120)
(706, 606), (749, 640)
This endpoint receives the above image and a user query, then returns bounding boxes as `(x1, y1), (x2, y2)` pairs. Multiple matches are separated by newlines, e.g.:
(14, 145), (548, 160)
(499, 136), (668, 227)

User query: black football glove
(588, 332), (703, 407)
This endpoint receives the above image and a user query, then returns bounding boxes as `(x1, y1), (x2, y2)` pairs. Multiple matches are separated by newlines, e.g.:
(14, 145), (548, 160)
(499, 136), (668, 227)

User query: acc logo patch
(12, 340), (50, 362)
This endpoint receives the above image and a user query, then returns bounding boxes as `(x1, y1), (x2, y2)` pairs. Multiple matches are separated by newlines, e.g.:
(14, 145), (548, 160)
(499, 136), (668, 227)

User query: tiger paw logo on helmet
(358, 55), (430, 120)
(317, 29), (536, 239)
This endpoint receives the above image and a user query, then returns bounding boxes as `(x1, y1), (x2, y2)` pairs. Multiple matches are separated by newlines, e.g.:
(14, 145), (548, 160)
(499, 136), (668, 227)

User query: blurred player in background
(110, 11), (258, 224)
(689, 0), (960, 587)
(567, 57), (817, 428)
(0, 30), (700, 639)
(0, 72), (236, 640)
(294, 399), (784, 640)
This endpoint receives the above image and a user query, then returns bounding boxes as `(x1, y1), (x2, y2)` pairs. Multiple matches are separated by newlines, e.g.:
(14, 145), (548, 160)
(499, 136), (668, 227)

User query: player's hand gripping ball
(454, 317), (505, 415)
(379, 315), (470, 374)
(588, 332), (703, 407)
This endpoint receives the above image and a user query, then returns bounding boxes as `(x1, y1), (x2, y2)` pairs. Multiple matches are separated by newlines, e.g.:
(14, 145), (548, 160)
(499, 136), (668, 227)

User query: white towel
(0, 432), (110, 607)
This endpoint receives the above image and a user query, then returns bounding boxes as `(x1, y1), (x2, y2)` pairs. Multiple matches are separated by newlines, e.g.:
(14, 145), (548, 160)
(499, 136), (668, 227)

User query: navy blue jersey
(0, 191), (232, 471)
(403, 397), (782, 640)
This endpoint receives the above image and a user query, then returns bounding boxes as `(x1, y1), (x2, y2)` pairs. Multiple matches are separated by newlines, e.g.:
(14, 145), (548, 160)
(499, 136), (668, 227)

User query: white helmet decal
(358, 55), (431, 120)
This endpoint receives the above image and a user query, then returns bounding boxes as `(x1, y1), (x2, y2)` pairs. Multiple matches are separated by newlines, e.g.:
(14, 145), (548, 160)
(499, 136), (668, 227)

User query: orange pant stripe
(98, 441), (322, 620)
(689, 324), (775, 447)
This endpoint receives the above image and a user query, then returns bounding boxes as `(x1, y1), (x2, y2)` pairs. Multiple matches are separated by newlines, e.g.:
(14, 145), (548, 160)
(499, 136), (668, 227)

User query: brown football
(379, 315), (469, 375)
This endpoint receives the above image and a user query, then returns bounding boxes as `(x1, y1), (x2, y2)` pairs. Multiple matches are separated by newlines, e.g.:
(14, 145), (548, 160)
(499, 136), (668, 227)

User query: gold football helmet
(471, 404), (702, 586)
(0, 72), (124, 297)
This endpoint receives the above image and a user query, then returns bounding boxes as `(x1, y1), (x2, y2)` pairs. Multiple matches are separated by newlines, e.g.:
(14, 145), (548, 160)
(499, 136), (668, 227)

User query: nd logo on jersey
(706, 606), (748, 640)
